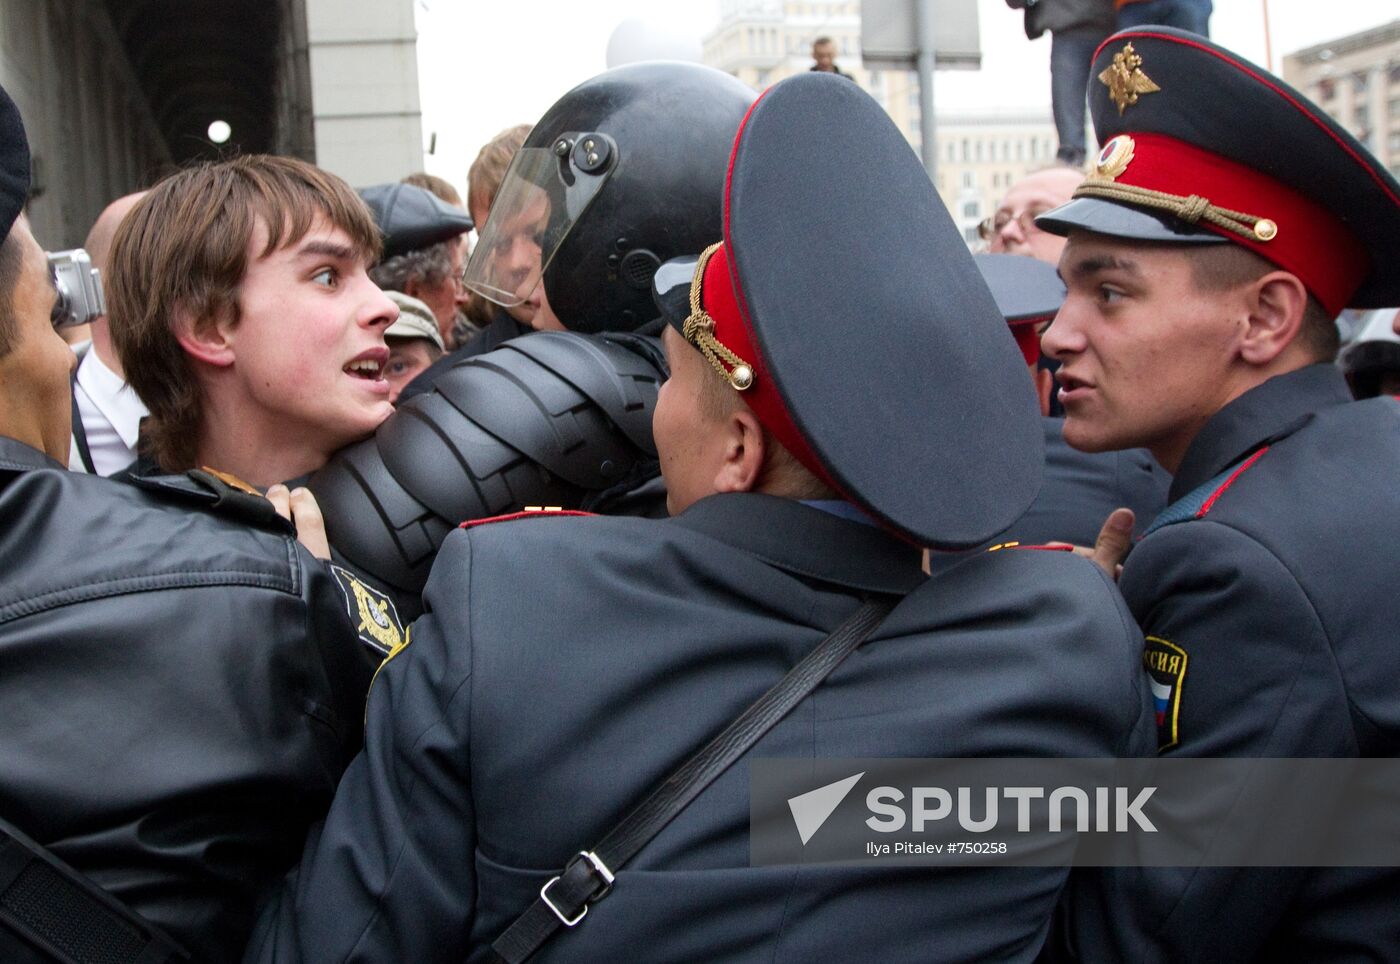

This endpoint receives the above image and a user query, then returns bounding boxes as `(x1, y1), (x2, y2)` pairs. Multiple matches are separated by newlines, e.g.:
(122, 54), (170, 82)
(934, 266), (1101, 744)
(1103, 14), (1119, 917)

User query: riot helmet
(464, 62), (756, 334)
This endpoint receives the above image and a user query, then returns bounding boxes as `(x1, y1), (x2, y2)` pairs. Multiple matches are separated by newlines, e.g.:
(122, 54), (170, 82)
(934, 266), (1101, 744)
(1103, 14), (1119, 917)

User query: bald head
(987, 167), (1084, 264)
(85, 191), (148, 272)
(83, 191), (147, 373)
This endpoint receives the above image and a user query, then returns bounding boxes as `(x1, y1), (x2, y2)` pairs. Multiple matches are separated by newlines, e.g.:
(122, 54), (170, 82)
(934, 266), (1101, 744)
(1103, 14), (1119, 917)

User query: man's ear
(1238, 271), (1310, 366)
(712, 406), (767, 495)
(172, 306), (236, 368)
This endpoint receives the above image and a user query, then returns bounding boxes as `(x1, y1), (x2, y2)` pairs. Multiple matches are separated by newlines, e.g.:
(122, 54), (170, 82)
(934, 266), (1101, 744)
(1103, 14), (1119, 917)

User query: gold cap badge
(1099, 43), (1160, 116)
(1092, 135), (1136, 181)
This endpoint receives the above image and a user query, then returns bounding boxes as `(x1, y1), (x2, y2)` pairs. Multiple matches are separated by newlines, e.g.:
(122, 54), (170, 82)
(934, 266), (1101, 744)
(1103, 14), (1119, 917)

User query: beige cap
(383, 290), (445, 350)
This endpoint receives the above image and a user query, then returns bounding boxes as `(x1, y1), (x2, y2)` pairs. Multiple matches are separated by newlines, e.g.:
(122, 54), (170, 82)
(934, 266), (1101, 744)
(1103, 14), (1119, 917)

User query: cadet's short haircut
(1185, 244), (1338, 362)
(695, 360), (837, 501)
(402, 171), (463, 209)
(813, 36), (834, 48)
(107, 154), (381, 472)
(0, 227), (22, 358)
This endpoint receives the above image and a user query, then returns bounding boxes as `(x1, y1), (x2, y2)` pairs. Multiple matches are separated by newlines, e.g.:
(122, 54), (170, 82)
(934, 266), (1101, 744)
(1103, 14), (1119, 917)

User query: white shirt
(69, 342), (148, 476)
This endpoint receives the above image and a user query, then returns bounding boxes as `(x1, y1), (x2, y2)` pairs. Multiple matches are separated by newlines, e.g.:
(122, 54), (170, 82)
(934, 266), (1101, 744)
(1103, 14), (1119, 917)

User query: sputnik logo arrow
(787, 772), (864, 845)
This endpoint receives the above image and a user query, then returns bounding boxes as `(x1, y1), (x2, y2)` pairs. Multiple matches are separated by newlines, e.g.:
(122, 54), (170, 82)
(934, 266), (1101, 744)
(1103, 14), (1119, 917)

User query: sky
(413, 0), (1397, 197)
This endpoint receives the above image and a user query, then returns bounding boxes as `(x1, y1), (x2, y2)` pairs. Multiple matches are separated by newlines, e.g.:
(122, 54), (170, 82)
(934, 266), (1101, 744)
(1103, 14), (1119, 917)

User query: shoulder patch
(329, 565), (406, 657)
(1143, 635), (1188, 752)
(461, 507), (595, 529)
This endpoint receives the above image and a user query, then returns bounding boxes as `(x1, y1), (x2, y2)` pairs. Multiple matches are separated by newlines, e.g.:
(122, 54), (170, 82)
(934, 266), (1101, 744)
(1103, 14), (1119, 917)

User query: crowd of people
(0, 16), (1396, 964)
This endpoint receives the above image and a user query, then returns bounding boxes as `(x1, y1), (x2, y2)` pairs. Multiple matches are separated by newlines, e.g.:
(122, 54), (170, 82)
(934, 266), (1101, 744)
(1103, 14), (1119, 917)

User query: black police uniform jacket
(247, 492), (1154, 963)
(1059, 364), (1400, 962)
(0, 437), (368, 963)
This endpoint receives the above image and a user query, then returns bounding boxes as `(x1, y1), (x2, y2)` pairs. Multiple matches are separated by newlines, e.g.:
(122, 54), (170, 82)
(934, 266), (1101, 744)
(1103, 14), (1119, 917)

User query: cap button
(1253, 218), (1278, 242)
(729, 365), (754, 391)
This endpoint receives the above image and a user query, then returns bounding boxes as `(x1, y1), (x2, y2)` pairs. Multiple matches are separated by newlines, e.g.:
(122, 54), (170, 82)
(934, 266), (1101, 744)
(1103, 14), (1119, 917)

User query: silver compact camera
(47, 248), (106, 328)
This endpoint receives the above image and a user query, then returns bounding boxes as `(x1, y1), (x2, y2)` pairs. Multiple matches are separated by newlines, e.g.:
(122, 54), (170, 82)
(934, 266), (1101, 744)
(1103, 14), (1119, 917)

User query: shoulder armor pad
(127, 469), (292, 534)
(309, 331), (665, 599)
(1142, 446), (1270, 537)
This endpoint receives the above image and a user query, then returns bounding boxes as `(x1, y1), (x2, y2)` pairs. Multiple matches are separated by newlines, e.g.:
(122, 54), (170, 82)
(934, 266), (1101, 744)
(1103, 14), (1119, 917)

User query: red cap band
(699, 244), (838, 489)
(1098, 132), (1367, 315)
(1008, 318), (1050, 366)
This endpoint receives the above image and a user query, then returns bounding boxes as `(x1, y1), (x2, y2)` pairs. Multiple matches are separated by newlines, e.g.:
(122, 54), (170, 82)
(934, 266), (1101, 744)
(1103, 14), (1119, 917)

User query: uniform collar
(0, 435), (65, 473)
(671, 492), (926, 595)
(1169, 363), (1354, 501)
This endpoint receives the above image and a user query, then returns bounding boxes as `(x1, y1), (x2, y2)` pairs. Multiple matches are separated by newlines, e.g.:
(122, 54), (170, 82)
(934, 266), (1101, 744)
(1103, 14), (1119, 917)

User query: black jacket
(0, 437), (369, 962)
(248, 493), (1152, 963)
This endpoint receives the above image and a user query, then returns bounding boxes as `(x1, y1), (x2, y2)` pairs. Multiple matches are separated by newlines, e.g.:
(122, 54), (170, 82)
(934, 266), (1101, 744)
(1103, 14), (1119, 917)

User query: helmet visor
(463, 135), (615, 308)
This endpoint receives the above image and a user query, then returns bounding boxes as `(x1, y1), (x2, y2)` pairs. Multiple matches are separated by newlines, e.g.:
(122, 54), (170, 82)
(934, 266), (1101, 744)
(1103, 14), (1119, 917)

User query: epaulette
(126, 468), (293, 534)
(460, 506), (596, 529)
(1142, 446), (1270, 538)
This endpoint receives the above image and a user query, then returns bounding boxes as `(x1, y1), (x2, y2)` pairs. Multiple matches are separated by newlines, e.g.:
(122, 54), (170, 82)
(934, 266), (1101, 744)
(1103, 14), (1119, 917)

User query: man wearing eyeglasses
(980, 165), (1084, 264)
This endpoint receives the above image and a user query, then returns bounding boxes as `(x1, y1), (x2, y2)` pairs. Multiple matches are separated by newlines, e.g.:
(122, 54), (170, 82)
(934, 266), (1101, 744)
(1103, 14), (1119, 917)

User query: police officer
(1033, 27), (1400, 961)
(0, 84), (368, 963)
(976, 253), (1169, 547)
(246, 71), (1152, 964)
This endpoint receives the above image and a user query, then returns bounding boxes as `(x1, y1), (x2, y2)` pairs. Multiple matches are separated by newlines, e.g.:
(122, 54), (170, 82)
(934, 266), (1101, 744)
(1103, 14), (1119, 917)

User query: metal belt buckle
(540, 851), (615, 927)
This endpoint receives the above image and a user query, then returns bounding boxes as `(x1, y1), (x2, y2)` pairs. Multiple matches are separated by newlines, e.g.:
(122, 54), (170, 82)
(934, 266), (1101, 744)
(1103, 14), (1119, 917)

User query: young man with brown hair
(107, 155), (397, 488)
(0, 83), (369, 963)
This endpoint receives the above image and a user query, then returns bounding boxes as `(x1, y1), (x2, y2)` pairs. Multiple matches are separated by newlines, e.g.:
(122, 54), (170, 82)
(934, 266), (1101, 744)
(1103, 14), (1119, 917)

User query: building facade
(0, 0), (423, 248)
(1283, 19), (1400, 181)
(703, 0), (1057, 245)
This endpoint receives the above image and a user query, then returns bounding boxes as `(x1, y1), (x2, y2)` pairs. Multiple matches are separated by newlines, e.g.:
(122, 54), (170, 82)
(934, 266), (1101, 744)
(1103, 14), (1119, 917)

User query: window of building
(1389, 97), (1400, 119)
(962, 200), (979, 218)
(962, 170), (976, 189)
(975, 140), (984, 162)
(961, 139), (970, 163)
(1390, 64), (1400, 86)
(946, 141), (955, 163)
(1318, 78), (1335, 100)
(964, 225), (981, 244)
(1353, 71), (1369, 94)
(1355, 106), (1370, 130)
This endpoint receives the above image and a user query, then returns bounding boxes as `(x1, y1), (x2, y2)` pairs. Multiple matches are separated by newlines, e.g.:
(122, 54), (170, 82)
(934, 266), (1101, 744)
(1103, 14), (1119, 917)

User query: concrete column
(303, 0), (424, 187)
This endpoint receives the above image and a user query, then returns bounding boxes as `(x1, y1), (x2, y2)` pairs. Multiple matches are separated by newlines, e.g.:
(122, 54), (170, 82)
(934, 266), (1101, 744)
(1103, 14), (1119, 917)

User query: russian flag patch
(1143, 635), (1188, 752)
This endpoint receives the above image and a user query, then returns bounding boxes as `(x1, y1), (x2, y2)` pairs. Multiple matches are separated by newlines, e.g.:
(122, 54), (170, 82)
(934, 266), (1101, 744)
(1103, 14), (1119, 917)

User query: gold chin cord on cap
(684, 242), (756, 391)
(1075, 135), (1276, 242)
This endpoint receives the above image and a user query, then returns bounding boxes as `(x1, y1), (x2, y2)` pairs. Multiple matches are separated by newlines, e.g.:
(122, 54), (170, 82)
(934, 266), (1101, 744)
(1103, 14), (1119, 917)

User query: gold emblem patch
(1099, 43), (1160, 116)
(330, 565), (405, 656)
(1093, 135), (1136, 181)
